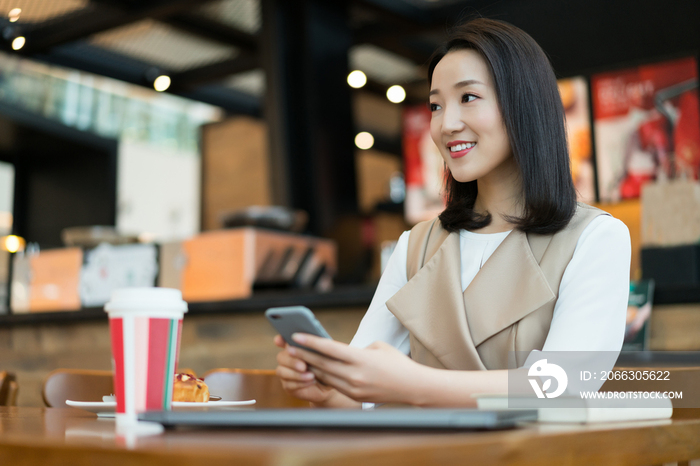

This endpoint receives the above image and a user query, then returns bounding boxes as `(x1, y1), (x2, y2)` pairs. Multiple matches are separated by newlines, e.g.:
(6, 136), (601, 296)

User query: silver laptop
(139, 408), (537, 430)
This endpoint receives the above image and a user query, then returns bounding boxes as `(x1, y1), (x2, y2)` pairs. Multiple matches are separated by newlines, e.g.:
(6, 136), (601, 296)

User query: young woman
(274, 18), (631, 408)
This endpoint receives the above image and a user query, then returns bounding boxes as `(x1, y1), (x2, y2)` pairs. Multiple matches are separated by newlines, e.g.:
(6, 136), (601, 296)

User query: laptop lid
(139, 408), (537, 430)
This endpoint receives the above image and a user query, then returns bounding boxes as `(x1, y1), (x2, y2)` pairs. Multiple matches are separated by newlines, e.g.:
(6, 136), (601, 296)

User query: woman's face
(429, 49), (513, 184)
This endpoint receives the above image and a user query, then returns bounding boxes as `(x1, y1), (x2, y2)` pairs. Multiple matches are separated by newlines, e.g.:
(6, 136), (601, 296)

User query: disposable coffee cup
(105, 287), (188, 427)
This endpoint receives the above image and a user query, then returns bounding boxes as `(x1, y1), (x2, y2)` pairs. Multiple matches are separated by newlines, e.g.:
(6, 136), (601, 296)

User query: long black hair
(429, 18), (577, 234)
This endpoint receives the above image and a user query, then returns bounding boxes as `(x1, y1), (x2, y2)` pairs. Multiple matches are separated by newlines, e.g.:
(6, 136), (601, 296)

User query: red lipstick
(446, 140), (476, 159)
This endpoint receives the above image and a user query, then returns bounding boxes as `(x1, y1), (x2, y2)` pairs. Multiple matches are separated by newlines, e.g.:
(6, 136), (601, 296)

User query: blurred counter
(5, 227), (338, 315)
(0, 285), (375, 326)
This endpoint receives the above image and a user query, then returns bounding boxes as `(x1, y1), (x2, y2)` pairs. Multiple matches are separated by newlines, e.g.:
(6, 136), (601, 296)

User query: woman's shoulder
(408, 217), (443, 233)
(557, 202), (623, 236)
(578, 213), (630, 246)
(565, 208), (631, 260)
(572, 203), (629, 235)
(543, 203), (630, 256)
(405, 217), (450, 244)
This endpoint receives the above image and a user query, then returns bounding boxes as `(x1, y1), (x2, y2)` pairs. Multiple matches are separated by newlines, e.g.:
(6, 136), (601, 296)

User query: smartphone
(265, 306), (332, 353)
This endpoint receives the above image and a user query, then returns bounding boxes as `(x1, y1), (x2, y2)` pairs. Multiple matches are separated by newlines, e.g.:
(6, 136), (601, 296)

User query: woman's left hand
(286, 334), (430, 405)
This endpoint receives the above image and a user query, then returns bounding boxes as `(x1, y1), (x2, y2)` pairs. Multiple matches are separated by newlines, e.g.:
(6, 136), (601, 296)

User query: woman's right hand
(274, 335), (336, 405)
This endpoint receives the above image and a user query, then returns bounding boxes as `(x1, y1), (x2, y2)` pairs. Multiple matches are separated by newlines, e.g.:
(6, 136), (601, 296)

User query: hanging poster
(558, 77), (595, 203)
(592, 57), (700, 202)
(402, 105), (445, 225)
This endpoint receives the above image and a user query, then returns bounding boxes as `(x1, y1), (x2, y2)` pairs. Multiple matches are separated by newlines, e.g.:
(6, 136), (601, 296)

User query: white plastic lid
(104, 287), (188, 314)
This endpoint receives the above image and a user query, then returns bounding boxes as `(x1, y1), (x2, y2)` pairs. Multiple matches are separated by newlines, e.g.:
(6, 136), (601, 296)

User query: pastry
(172, 373), (210, 402)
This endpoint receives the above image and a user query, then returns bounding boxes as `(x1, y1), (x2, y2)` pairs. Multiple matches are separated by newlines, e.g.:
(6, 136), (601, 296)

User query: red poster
(559, 77), (595, 203)
(592, 57), (700, 202)
(402, 106), (445, 224)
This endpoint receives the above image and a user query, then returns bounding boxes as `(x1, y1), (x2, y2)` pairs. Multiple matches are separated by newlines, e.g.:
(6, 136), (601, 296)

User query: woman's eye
(429, 102), (441, 112)
(462, 93), (477, 103)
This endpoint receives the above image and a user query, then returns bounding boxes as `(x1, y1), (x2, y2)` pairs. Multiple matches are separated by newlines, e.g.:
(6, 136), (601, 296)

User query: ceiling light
(11, 35), (24, 50)
(355, 132), (374, 150)
(153, 75), (171, 92)
(3, 235), (25, 253)
(8, 8), (21, 22)
(386, 85), (406, 104)
(347, 70), (367, 89)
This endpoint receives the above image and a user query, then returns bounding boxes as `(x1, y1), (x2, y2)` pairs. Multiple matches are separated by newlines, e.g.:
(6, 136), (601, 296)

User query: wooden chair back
(0, 371), (18, 406)
(7, 380), (18, 406)
(42, 369), (114, 408)
(203, 368), (308, 408)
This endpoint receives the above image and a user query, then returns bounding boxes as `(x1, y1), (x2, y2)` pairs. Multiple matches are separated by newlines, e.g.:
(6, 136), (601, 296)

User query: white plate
(66, 399), (256, 417)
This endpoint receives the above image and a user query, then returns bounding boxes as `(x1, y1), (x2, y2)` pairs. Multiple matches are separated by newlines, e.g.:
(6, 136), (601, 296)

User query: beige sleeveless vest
(385, 203), (607, 371)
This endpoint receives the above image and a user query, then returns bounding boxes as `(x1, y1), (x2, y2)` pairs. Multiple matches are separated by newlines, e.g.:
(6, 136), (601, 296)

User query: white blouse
(350, 215), (632, 355)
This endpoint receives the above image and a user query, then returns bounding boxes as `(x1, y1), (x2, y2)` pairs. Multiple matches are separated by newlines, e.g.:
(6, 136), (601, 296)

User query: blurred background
(0, 0), (699, 406)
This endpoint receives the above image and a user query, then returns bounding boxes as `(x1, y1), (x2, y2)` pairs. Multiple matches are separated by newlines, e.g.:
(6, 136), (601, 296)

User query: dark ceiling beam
(428, 0), (499, 23)
(350, 0), (503, 67)
(16, 0), (219, 54)
(32, 42), (260, 116)
(351, 2), (439, 65)
(354, 34), (433, 66)
(360, 78), (426, 106)
(168, 51), (259, 92)
(355, 0), (495, 26)
(353, 20), (428, 42)
(354, 0), (433, 26)
(179, 84), (261, 117)
(163, 13), (259, 51)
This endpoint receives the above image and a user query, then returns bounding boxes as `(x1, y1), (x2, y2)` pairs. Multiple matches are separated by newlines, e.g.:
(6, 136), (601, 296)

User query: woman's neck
(471, 158), (522, 233)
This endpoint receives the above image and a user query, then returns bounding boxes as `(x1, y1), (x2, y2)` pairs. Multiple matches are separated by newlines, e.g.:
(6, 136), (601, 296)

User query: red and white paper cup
(105, 288), (187, 426)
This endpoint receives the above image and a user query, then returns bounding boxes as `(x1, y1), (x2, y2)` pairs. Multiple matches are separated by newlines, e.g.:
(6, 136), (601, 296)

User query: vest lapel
(386, 232), (486, 370)
(386, 227), (557, 370)
(464, 229), (556, 347)
(386, 206), (606, 371)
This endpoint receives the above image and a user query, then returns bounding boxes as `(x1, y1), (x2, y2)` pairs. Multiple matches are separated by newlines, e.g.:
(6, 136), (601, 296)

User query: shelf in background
(0, 285), (376, 327)
(654, 285), (700, 306)
(2, 283), (698, 327)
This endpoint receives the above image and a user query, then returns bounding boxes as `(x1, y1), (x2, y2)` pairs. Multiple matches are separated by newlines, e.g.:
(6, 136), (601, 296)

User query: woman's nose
(441, 104), (465, 134)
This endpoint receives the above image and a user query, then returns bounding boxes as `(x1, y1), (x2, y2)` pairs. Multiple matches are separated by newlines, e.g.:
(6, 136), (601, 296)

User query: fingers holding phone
(274, 334), (310, 376)
(273, 333), (336, 403)
(268, 308), (336, 404)
(268, 307), (367, 409)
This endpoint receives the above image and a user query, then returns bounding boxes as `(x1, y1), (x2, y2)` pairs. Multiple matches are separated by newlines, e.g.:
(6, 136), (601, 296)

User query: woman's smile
(447, 140), (476, 159)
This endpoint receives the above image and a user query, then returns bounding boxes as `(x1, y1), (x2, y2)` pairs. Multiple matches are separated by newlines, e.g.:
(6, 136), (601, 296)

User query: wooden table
(1, 407), (700, 466)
